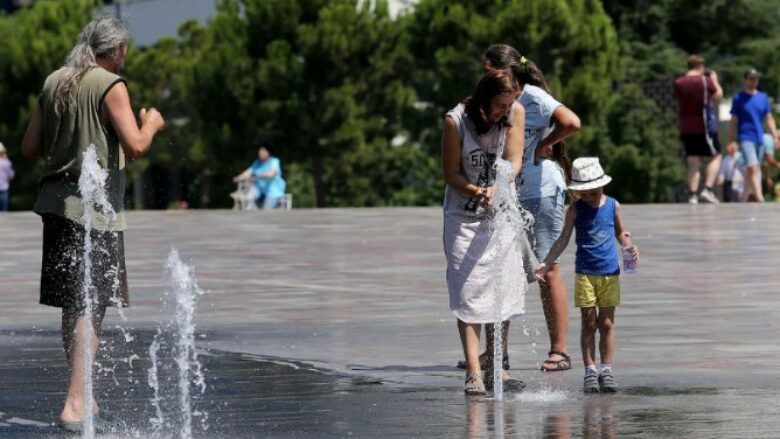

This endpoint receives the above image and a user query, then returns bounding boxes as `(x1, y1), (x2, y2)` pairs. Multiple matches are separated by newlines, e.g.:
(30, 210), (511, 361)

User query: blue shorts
(520, 193), (565, 263)
(740, 140), (765, 167)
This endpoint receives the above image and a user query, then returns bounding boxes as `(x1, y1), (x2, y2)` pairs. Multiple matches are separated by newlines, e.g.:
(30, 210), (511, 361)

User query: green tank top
(35, 67), (127, 231)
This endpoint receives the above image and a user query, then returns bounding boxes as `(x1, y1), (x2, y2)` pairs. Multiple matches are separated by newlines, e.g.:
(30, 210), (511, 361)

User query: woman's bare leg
(541, 264), (570, 370)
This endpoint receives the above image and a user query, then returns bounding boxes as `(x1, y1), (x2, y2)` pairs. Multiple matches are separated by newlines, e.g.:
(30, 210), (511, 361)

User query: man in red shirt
(674, 55), (724, 204)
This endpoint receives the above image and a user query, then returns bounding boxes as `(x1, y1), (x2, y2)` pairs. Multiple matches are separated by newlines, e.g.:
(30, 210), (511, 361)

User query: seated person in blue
(233, 143), (286, 210)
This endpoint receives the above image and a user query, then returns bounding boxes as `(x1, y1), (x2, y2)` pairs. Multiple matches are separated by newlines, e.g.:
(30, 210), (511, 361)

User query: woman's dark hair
(463, 69), (519, 134)
(553, 142), (572, 184)
(484, 44), (571, 182)
(259, 140), (274, 155)
(483, 44), (551, 93)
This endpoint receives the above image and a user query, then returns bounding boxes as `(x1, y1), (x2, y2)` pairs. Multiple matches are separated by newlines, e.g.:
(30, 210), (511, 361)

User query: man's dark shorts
(40, 214), (129, 311)
(680, 133), (721, 157)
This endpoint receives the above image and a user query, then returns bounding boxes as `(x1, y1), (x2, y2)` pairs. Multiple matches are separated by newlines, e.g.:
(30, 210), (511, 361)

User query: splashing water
(514, 388), (569, 403)
(168, 249), (203, 439)
(78, 145), (118, 439)
(486, 159), (536, 400)
(148, 329), (164, 431)
(77, 145), (208, 437)
(145, 249), (208, 438)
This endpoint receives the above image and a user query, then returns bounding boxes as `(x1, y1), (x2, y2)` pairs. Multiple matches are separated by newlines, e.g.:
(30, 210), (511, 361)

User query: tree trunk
(200, 168), (212, 208)
(313, 159), (326, 208)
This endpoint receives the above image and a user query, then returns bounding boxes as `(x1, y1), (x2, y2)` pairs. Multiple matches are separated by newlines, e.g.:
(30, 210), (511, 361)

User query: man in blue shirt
(728, 68), (780, 202)
(233, 142), (286, 210)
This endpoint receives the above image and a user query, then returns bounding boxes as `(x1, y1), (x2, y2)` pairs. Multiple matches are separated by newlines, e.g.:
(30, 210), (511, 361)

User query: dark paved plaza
(1, 205), (779, 437)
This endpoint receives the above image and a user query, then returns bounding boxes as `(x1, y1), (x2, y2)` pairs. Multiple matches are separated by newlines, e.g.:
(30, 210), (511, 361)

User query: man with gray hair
(22, 16), (165, 433)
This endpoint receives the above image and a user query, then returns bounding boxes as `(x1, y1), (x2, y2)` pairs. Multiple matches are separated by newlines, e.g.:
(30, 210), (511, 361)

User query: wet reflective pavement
(2, 329), (778, 438)
(1, 205), (780, 437)
(0, 331), (780, 439)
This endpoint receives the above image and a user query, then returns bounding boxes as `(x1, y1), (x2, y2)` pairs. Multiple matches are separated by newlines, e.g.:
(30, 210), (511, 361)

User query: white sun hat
(568, 157), (612, 191)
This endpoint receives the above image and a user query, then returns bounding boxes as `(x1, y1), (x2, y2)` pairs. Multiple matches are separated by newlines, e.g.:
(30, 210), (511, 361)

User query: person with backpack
(674, 55), (724, 204)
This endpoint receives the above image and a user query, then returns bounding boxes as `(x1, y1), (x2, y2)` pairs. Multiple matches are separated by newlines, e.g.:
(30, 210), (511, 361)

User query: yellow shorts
(574, 274), (621, 308)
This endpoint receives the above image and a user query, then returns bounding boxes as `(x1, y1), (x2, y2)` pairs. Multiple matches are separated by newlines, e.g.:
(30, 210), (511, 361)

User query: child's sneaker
(599, 371), (618, 393)
(583, 369), (600, 393)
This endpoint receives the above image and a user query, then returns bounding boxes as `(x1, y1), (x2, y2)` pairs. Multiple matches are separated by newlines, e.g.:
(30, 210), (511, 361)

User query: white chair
(230, 180), (256, 211)
(280, 193), (293, 210)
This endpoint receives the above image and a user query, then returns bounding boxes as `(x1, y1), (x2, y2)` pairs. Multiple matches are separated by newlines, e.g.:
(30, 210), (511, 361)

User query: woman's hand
(478, 185), (496, 208)
(233, 170), (251, 183)
(535, 143), (553, 161)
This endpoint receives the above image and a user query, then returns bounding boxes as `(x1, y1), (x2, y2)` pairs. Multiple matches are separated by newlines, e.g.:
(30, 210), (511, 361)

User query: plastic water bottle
(622, 232), (637, 275)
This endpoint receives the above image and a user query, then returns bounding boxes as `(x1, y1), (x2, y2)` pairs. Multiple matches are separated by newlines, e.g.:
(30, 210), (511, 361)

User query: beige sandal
(464, 372), (487, 396)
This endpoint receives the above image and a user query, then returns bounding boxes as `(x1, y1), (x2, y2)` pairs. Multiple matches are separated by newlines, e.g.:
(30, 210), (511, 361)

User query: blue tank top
(574, 196), (620, 275)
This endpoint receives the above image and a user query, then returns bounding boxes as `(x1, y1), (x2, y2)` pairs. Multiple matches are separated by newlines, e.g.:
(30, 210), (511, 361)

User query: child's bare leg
(458, 320), (483, 374)
(580, 308), (598, 367)
(597, 308), (616, 365)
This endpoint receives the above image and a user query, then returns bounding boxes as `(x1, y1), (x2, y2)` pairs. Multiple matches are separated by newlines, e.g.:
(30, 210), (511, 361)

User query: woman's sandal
(456, 352), (510, 370)
(540, 350), (572, 372)
(484, 369), (526, 393)
(464, 372), (487, 396)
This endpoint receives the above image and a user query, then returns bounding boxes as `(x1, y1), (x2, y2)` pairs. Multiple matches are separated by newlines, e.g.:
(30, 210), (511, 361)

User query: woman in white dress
(442, 69), (527, 395)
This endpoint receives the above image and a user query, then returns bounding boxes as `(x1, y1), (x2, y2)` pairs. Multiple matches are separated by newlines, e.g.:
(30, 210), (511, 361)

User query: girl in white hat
(536, 157), (639, 393)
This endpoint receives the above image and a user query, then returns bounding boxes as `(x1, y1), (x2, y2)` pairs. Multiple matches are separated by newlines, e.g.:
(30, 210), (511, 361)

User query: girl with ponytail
(456, 44), (581, 375)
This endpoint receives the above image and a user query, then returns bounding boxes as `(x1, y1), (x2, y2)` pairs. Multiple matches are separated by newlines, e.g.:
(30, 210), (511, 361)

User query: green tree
(404, 0), (681, 203)
(0, 0), (97, 209)
(178, 0), (425, 208)
(5, 0), (779, 208)
(123, 20), (210, 207)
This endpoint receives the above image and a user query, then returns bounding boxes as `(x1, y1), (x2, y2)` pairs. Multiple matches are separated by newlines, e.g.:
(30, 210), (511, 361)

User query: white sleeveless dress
(443, 103), (527, 324)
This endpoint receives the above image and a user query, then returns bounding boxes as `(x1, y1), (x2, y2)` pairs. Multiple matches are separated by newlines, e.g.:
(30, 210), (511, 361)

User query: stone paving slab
(0, 205), (779, 437)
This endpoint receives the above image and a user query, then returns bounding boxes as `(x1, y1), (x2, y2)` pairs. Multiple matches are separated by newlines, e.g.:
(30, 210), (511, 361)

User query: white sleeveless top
(442, 102), (526, 323)
(443, 103), (516, 218)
